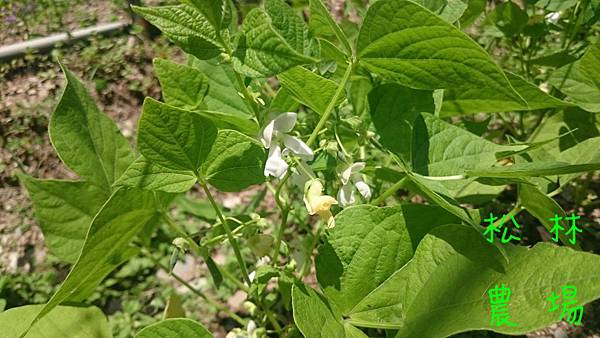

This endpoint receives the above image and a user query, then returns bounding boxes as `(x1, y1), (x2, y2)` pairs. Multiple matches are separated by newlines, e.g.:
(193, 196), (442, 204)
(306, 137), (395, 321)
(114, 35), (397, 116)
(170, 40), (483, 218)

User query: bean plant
(3, 0), (600, 337)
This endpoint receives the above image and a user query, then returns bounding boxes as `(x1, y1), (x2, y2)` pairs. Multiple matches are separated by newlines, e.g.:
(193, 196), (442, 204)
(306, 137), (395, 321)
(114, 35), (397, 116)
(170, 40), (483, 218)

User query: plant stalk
(271, 171), (291, 263)
(306, 61), (354, 147)
(141, 248), (248, 326)
(198, 177), (252, 286)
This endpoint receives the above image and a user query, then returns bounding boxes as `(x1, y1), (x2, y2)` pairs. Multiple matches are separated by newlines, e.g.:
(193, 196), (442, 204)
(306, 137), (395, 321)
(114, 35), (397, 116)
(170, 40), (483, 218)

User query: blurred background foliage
(0, 0), (599, 337)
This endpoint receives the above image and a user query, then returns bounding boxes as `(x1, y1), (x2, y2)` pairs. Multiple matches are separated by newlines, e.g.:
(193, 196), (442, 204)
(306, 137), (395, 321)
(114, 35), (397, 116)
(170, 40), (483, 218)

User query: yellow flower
(303, 179), (338, 228)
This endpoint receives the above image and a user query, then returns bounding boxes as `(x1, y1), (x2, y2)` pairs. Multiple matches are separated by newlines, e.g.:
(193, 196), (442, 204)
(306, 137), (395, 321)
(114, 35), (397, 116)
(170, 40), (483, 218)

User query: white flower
(337, 162), (371, 207)
(304, 179), (338, 228)
(260, 113), (313, 178)
(545, 12), (560, 24)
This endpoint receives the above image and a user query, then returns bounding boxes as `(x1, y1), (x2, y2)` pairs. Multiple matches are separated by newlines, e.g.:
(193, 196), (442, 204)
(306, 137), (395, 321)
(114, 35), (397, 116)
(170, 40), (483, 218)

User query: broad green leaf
(201, 130), (266, 192)
(559, 136), (600, 184)
(232, 0), (319, 77)
(182, 0), (224, 30)
(114, 156), (197, 193)
(195, 110), (259, 136)
(154, 59), (209, 111)
(405, 173), (478, 226)
(487, 0), (528, 37)
(357, 0), (526, 111)
(19, 175), (109, 263)
(50, 65), (133, 192)
(528, 108), (599, 159)
(549, 42), (600, 112)
(315, 204), (462, 315)
(292, 283), (368, 338)
(348, 225), (600, 337)
(278, 66), (346, 115)
(518, 183), (577, 249)
(466, 161), (600, 178)
(308, 0), (352, 54)
(269, 87), (301, 113)
(163, 292), (186, 319)
(441, 72), (571, 116)
(459, 0), (486, 27)
(413, 0), (468, 23)
(27, 188), (157, 332)
(368, 84), (434, 164)
(132, 5), (222, 59)
(0, 305), (110, 338)
(369, 84), (512, 176)
(536, 0), (579, 12)
(136, 318), (212, 338)
(137, 98), (217, 172)
(188, 57), (252, 117)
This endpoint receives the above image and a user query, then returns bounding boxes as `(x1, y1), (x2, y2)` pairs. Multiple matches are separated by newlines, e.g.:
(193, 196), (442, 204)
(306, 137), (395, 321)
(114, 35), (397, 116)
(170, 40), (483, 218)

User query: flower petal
(264, 145), (288, 178)
(272, 112), (297, 133)
(355, 180), (372, 200)
(282, 134), (313, 160)
(260, 119), (275, 148)
(340, 162), (366, 184)
(337, 183), (356, 207)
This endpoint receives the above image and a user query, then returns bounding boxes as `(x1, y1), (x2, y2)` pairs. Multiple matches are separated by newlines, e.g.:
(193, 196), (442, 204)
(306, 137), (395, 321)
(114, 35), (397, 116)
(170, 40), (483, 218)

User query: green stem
(233, 71), (261, 120)
(141, 248), (248, 326)
(198, 177), (252, 286)
(162, 212), (250, 291)
(306, 61), (355, 147)
(371, 177), (407, 205)
(161, 212), (203, 255)
(259, 299), (283, 332)
(271, 172), (291, 263)
(216, 33), (261, 121)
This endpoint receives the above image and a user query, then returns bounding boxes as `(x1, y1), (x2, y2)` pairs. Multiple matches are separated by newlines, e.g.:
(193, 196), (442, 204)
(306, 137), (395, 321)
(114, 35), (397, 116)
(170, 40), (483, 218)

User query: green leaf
(518, 183), (577, 249)
(369, 84), (511, 176)
(137, 98), (217, 172)
(201, 130), (266, 192)
(163, 292), (186, 319)
(527, 108), (599, 159)
(413, 0), (469, 23)
(466, 161), (600, 178)
(198, 110), (259, 136)
(278, 66), (346, 115)
(19, 175), (109, 263)
(315, 204), (462, 315)
(188, 57), (252, 117)
(232, 0), (319, 77)
(347, 225), (600, 336)
(132, 5), (222, 59)
(405, 173), (478, 226)
(558, 136), (600, 184)
(459, 0), (486, 27)
(136, 318), (212, 338)
(181, 0), (224, 30)
(154, 59), (209, 111)
(357, 0), (525, 111)
(549, 42), (600, 112)
(292, 283), (368, 338)
(308, 0), (352, 54)
(487, 1), (528, 37)
(0, 305), (111, 338)
(114, 156), (197, 193)
(50, 65), (134, 192)
(27, 188), (157, 332)
(269, 87), (301, 113)
(368, 84), (434, 164)
(441, 71), (571, 116)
